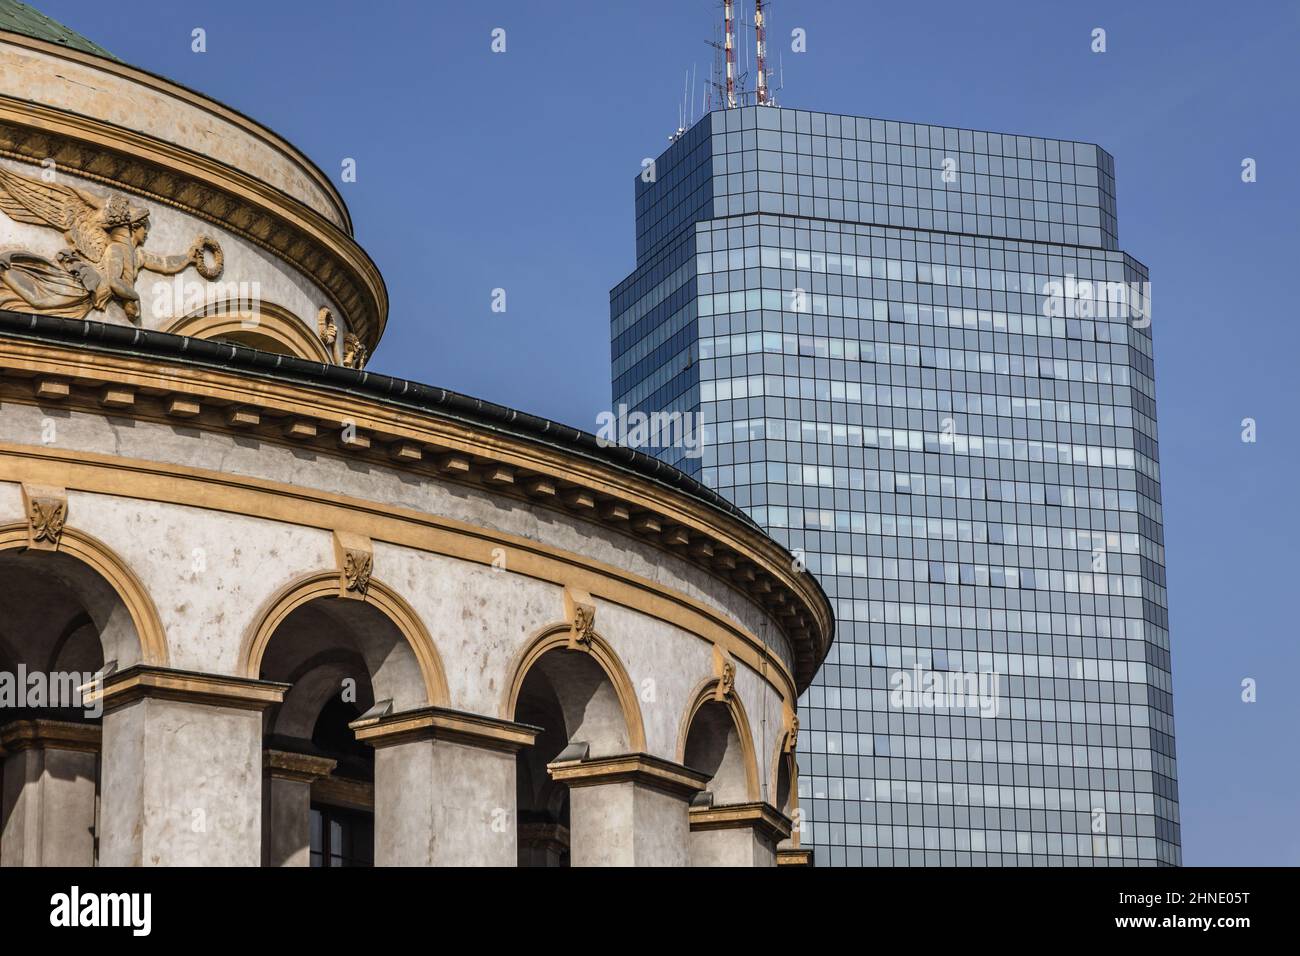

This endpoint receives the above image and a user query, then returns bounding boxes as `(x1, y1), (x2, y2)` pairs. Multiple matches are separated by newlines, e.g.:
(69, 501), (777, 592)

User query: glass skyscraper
(611, 105), (1179, 866)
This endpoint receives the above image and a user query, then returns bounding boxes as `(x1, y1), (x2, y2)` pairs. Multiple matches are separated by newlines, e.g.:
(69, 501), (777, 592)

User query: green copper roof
(0, 0), (117, 60)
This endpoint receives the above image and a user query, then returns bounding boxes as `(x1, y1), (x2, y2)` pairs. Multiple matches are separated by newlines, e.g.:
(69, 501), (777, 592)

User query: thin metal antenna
(683, 68), (689, 128)
(740, 9), (749, 103)
(690, 62), (697, 124)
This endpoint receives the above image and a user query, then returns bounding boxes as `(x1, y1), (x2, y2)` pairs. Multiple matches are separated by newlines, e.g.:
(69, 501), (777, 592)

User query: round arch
(503, 623), (646, 753)
(0, 522), (169, 666)
(240, 570), (449, 708)
(772, 743), (798, 820)
(676, 677), (761, 803)
(167, 300), (334, 364)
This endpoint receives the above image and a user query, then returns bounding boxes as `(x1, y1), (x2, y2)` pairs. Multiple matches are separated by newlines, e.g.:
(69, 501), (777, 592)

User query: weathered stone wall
(0, 37), (347, 227)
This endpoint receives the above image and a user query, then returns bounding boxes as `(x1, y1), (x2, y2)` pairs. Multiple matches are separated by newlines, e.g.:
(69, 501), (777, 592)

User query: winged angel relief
(0, 165), (223, 321)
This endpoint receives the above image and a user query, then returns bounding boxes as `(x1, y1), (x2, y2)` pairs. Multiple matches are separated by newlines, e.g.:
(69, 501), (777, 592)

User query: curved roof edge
(0, 310), (745, 523)
(0, 309), (834, 671)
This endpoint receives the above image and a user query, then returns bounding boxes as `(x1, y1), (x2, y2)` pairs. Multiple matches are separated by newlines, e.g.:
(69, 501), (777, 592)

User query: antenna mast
(708, 0), (741, 110)
(723, 0), (738, 108)
(754, 0), (771, 105)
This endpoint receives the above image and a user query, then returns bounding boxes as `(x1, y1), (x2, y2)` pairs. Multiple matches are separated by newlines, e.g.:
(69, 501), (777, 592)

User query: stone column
(351, 705), (538, 867)
(92, 666), (287, 867)
(688, 800), (790, 867)
(0, 720), (100, 867)
(547, 753), (709, 867)
(262, 750), (337, 867)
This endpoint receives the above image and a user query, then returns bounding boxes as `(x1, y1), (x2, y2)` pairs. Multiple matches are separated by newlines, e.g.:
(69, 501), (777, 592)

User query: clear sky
(35, 0), (1300, 866)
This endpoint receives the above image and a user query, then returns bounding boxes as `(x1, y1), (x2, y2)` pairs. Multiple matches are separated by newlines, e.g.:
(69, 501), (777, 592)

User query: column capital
(689, 800), (792, 843)
(350, 704), (540, 753)
(548, 752), (711, 799)
(264, 748), (337, 783)
(86, 665), (289, 714)
(0, 718), (101, 755)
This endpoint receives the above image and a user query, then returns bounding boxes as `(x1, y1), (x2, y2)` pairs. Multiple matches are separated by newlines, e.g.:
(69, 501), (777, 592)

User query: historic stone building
(0, 6), (831, 866)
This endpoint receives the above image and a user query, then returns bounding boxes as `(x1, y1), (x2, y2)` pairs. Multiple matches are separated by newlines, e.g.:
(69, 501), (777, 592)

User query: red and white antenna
(723, 0), (738, 108)
(754, 0), (771, 105)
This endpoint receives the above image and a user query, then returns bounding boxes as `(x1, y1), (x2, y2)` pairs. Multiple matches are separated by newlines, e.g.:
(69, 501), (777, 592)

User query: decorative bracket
(782, 704), (799, 754)
(332, 530), (373, 599)
(712, 645), (736, 701)
(341, 332), (368, 370)
(563, 586), (596, 650)
(22, 483), (67, 551)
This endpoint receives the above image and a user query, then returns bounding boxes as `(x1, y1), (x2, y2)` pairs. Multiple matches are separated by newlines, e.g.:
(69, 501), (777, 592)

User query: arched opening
(775, 750), (794, 818)
(212, 328), (300, 356)
(677, 683), (786, 866)
(167, 301), (335, 364)
(0, 546), (145, 867)
(510, 639), (634, 868)
(255, 591), (430, 867)
(683, 698), (752, 805)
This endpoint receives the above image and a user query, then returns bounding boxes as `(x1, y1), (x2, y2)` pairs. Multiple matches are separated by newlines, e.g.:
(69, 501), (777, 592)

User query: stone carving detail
(0, 165), (224, 321)
(317, 306), (337, 352)
(564, 587), (596, 650)
(22, 483), (67, 550)
(712, 645), (736, 701)
(716, 660), (736, 701)
(571, 605), (595, 647)
(784, 711), (799, 753)
(0, 118), (377, 347)
(332, 530), (373, 599)
(341, 332), (367, 370)
(343, 549), (372, 595)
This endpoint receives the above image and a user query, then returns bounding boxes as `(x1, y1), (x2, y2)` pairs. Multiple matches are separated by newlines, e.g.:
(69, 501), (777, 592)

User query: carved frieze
(0, 107), (383, 351)
(0, 163), (223, 321)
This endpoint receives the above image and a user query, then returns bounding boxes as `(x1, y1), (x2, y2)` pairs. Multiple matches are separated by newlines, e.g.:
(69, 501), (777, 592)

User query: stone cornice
(311, 775), (374, 812)
(264, 749), (338, 783)
(350, 705), (540, 753)
(0, 718), (101, 754)
(85, 664), (288, 714)
(547, 753), (712, 798)
(776, 847), (814, 867)
(688, 801), (793, 842)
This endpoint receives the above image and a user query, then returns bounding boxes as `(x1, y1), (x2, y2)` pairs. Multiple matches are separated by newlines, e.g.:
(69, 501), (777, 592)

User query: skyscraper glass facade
(611, 106), (1179, 866)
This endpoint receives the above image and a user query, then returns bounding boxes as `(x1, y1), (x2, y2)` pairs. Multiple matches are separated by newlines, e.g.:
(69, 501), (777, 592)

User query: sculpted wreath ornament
(190, 235), (224, 280)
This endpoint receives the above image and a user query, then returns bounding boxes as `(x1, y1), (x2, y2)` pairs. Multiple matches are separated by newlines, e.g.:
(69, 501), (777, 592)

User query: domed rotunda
(0, 2), (830, 867)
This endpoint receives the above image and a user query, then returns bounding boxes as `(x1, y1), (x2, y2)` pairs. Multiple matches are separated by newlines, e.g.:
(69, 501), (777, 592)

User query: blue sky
(37, 0), (1300, 865)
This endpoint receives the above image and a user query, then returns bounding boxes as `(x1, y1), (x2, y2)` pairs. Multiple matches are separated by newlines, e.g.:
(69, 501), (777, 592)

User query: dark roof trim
(0, 308), (772, 540)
